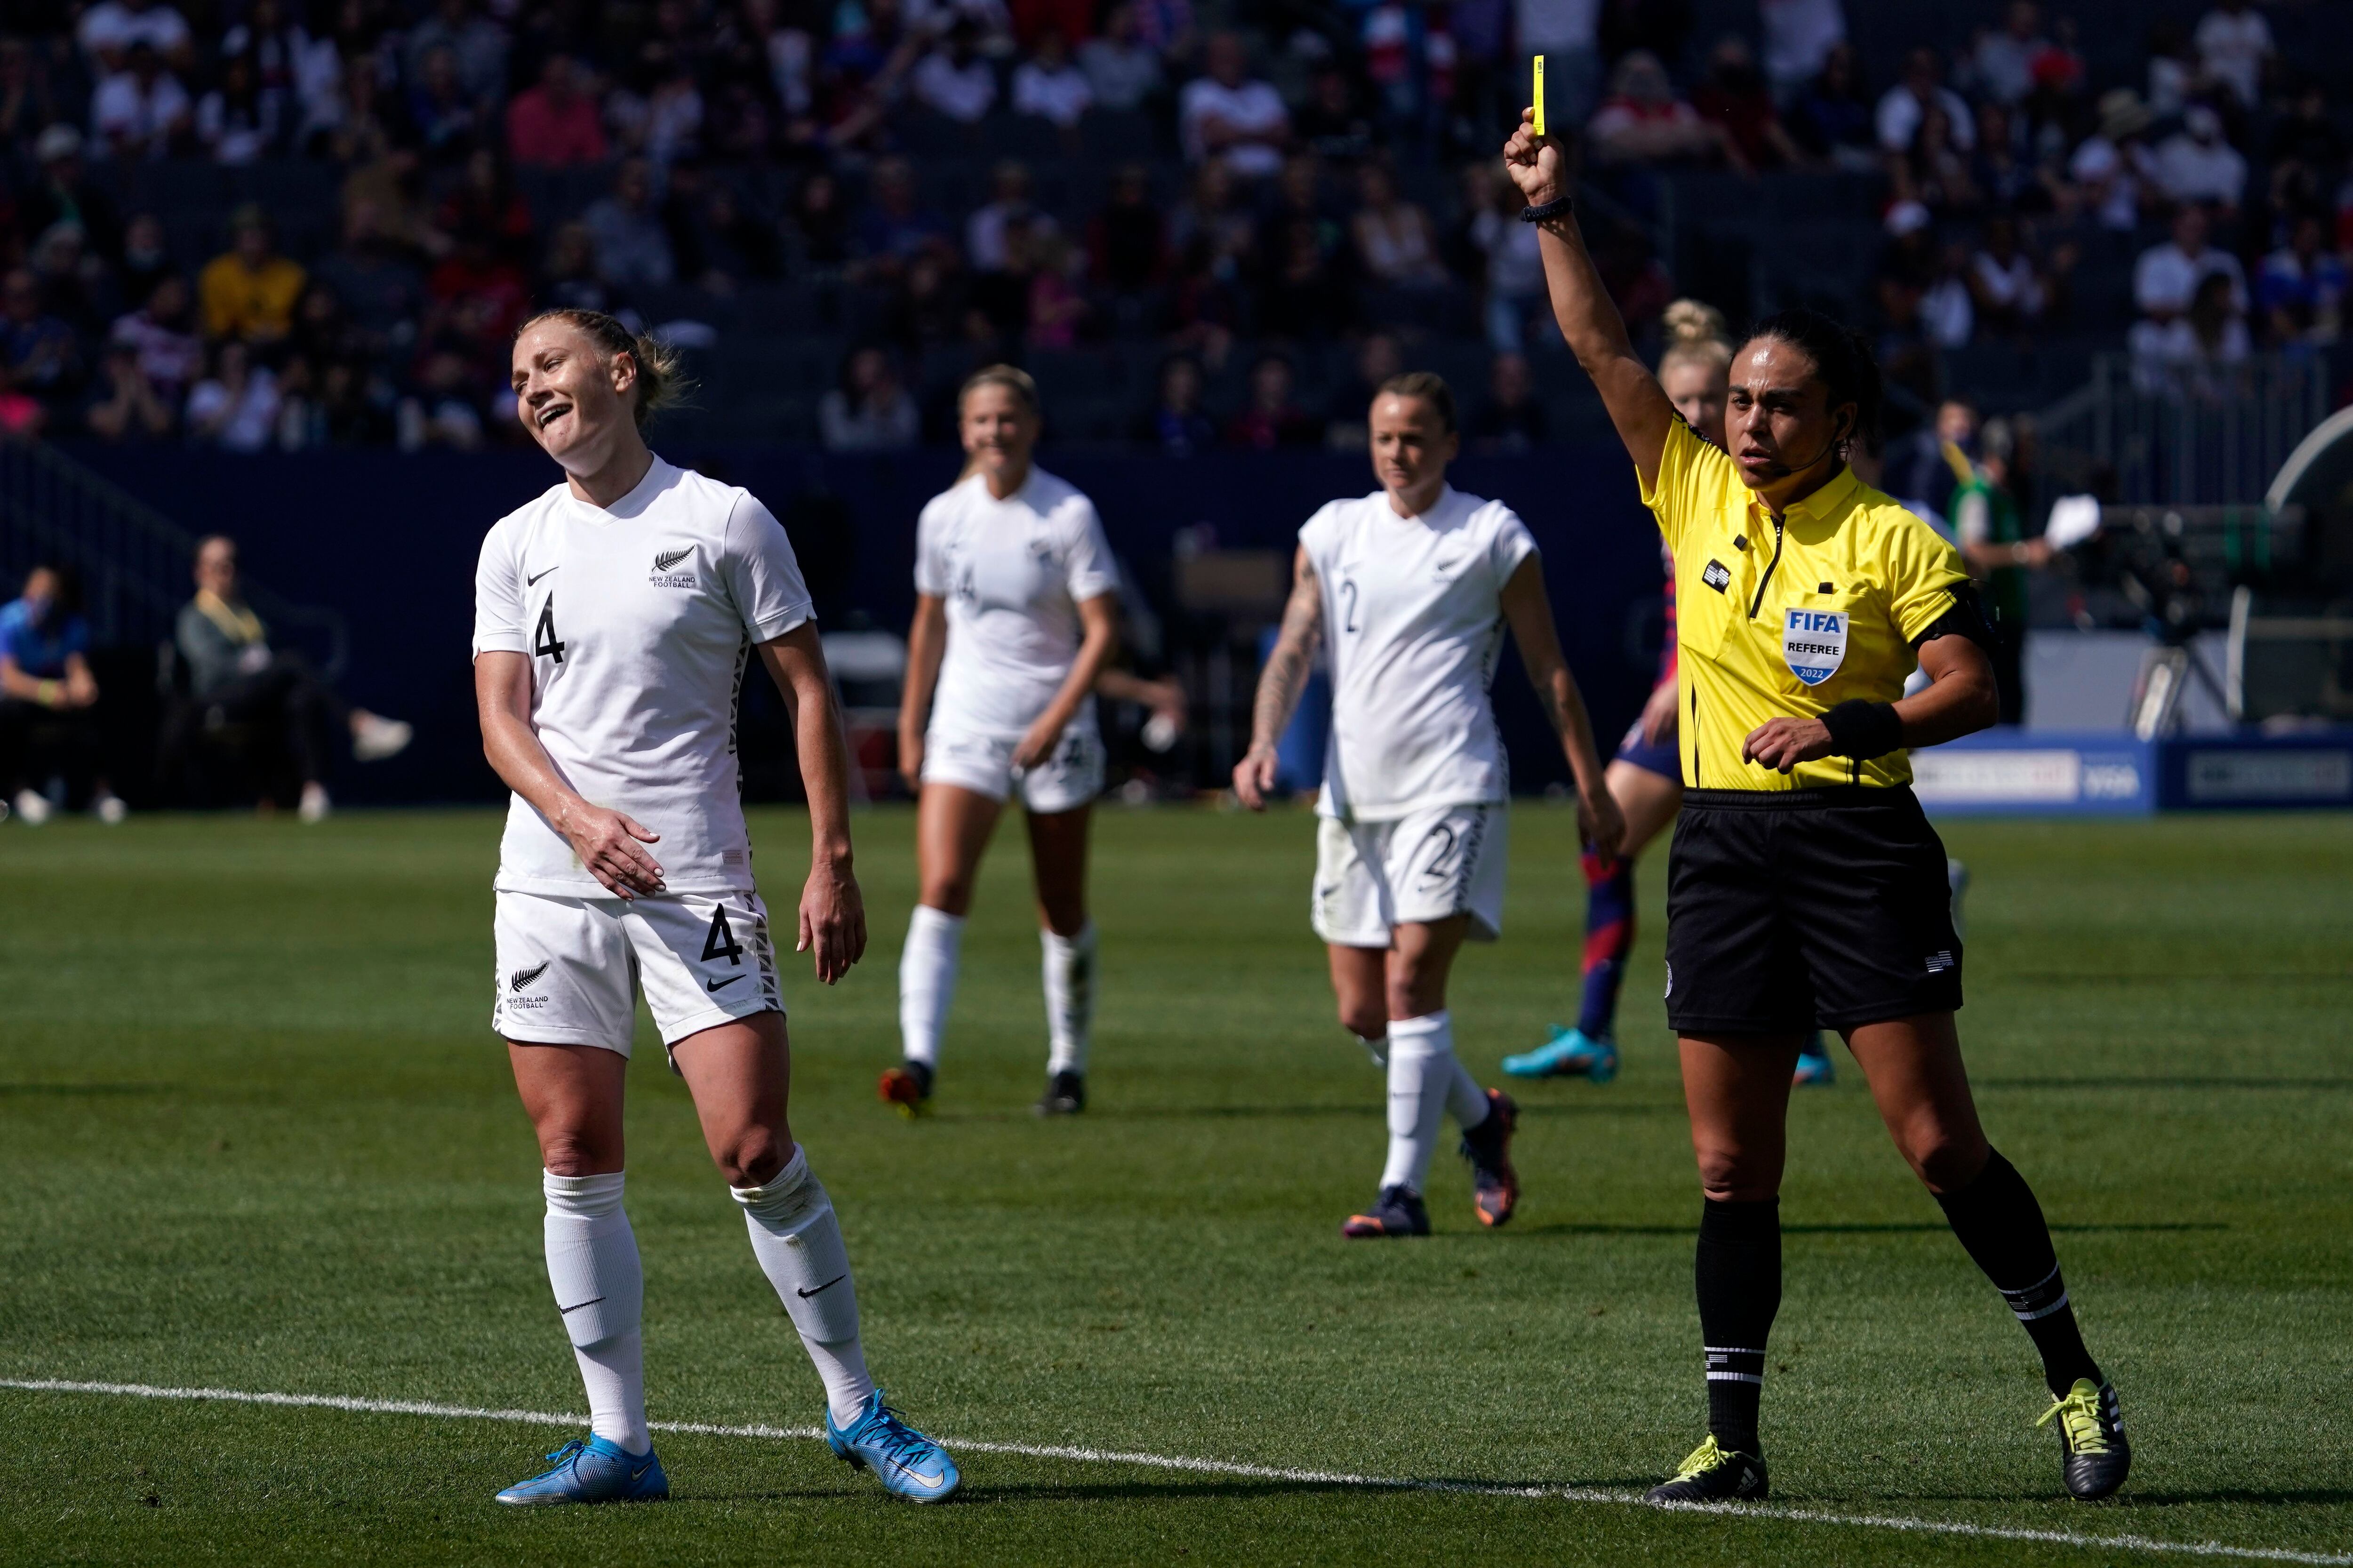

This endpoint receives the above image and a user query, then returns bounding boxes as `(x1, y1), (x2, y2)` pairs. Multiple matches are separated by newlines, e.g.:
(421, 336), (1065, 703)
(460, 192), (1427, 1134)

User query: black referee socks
(1932, 1149), (2103, 1397)
(1695, 1197), (1781, 1455)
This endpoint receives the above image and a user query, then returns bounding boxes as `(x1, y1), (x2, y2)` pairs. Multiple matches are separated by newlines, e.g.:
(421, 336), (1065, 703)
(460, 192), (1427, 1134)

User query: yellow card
(1532, 54), (1545, 136)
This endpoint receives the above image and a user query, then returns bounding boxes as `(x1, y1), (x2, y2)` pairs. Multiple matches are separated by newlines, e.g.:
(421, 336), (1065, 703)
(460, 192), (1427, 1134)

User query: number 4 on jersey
(701, 904), (744, 966)
(533, 599), (566, 664)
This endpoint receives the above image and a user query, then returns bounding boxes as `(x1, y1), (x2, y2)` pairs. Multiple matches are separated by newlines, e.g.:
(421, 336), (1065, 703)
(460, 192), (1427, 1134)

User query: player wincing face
(512, 315), (649, 479)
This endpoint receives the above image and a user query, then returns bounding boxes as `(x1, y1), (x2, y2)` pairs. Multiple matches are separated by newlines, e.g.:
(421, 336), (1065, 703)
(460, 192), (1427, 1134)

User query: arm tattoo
(1249, 558), (1323, 751)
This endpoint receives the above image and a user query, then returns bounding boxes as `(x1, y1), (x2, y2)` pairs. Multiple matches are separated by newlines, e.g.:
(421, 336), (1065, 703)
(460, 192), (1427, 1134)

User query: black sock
(1695, 1197), (1780, 1455)
(1932, 1148), (2102, 1396)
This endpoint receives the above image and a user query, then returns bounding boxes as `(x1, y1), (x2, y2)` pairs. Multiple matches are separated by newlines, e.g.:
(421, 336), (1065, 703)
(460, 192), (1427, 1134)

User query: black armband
(1518, 193), (1575, 224)
(1821, 699), (1904, 760)
(1909, 583), (1993, 649)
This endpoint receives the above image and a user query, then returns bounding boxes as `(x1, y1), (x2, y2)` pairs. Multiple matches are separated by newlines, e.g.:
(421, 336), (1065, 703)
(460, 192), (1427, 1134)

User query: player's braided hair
(1743, 305), (1884, 457)
(1657, 298), (1733, 377)
(1374, 370), (1456, 433)
(515, 308), (691, 429)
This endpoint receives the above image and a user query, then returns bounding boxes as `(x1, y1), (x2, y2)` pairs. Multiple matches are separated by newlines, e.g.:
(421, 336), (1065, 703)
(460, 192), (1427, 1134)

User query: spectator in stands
(438, 149), (536, 265)
(1969, 215), (2049, 339)
(1258, 214), (1354, 342)
(1294, 65), (1377, 166)
(1518, 0), (1602, 130)
(1759, 0), (1847, 101)
(28, 221), (106, 338)
(405, 0), (510, 109)
(2069, 89), (2154, 232)
(2153, 104), (2246, 214)
(196, 51), (278, 163)
(2265, 85), (2345, 223)
(1467, 161), (1546, 353)
(109, 274), (203, 406)
(1026, 230), (1087, 347)
(820, 345), (920, 450)
(1876, 47), (1973, 156)
(0, 565), (124, 825)
(853, 157), (950, 280)
(92, 39), (192, 160)
(1129, 0), (1196, 65)
(786, 170), (853, 267)
(582, 158), (676, 289)
(2134, 203), (2246, 325)
(312, 200), (426, 363)
(1787, 42), (1877, 173)
(77, 0), (192, 72)
(2131, 270), (2250, 396)
(1321, 331), (1401, 449)
(1967, 1), (2046, 107)
(1921, 239), (1976, 348)
(1693, 36), (1804, 170)
(912, 20), (996, 124)
(2258, 214), (2345, 347)
(535, 220), (613, 315)
(86, 336), (175, 440)
(114, 212), (171, 308)
(0, 267), (81, 414)
(185, 340), (281, 450)
(0, 39), (63, 154)
(1587, 51), (1743, 171)
(1080, 3), (1161, 113)
(667, 172), (784, 291)
(1223, 352), (1317, 449)
(1351, 163), (1447, 291)
(407, 42), (487, 166)
(1949, 417), (2045, 724)
(1132, 353), (1215, 454)
(1468, 349), (1548, 452)
(2193, 0), (2272, 108)
(173, 535), (409, 822)
(1899, 99), (1980, 214)
(1013, 26), (1092, 131)
(1179, 32), (1289, 180)
(968, 160), (1056, 272)
(505, 52), (607, 166)
(1088, 162), (1168, 297)
(20, 128), (125, 267)
(199, 205), (305, 350)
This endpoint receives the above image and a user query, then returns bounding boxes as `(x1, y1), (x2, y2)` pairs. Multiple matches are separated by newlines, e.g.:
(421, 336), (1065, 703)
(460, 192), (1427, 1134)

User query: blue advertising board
(1913, 728), (2353, 815)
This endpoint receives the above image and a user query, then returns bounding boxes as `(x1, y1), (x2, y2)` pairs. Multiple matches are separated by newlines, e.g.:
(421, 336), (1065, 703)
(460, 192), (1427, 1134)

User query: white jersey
(472, 456), (814, 896)
(915, 466), (1118, 735)
(1298, 485), (1538, 821)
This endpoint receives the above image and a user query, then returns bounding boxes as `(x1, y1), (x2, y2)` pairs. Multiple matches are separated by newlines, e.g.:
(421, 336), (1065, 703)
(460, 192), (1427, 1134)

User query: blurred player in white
(1235, 372), (1624, 1237)
(474, 308), (957, 1507)
(883, 366), (1119, 1118)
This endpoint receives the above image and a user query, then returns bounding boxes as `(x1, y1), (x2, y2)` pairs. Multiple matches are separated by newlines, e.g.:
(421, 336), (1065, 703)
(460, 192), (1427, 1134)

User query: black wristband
(1518, 193), (1575, 224)
(1821, 699), (1904, 760)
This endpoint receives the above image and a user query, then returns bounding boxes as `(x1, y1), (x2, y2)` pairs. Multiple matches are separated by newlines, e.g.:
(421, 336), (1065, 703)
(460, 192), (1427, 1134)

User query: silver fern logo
(653, 548), (692, 571)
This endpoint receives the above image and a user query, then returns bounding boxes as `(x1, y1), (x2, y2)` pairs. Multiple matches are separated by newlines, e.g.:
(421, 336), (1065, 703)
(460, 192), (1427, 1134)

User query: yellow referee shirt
(1641, 418), (1972, 792)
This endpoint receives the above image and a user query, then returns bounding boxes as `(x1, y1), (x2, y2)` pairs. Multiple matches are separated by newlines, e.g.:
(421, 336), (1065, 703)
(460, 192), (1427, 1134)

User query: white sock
(542, 1170), (649, 1454)
(1447, 1056), (1491, 1129)
(1378, 1012), (1457, 1194)
(898, 905), (965, 1068)
(1041, 921), (1096, 1075)
(732, 1146), (876, 1427)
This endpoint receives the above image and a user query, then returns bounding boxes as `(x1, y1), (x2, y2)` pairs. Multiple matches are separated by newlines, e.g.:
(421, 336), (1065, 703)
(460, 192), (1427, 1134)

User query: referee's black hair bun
(1745, 306), (1883, 457)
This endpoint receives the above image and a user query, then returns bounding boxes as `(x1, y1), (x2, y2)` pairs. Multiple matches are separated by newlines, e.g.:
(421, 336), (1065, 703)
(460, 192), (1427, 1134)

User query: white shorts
(1312, 803), (1508, 948)
(922, 718), (1104, 814)
(493, 888), (782, 1062)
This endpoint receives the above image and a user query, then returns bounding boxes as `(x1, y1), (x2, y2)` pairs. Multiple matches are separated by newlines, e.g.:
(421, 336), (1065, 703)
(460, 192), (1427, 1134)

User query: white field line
(5, 1377), (2345, 1567)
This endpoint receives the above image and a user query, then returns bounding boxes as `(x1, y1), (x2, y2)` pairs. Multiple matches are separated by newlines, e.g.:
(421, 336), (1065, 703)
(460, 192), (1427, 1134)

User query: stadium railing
(2039, 353), (2336, 507)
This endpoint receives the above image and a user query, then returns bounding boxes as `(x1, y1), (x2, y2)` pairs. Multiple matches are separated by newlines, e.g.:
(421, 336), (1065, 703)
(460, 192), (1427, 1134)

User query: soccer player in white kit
(473, 309), (958, 1505)
(1234, 372), (1625, 1237)
(882, 366), (1119, 1118)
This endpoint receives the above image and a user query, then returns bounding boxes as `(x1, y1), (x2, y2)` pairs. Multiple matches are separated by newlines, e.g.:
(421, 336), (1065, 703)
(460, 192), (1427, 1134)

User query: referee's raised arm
(1502, 108), (1677, 490)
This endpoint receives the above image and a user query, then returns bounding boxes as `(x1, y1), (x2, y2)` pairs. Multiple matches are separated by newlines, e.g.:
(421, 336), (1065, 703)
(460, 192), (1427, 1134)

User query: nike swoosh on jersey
(527, 566), (560, 585)
(707, 974), (745, 992)
(796, 1274), (846, 1298)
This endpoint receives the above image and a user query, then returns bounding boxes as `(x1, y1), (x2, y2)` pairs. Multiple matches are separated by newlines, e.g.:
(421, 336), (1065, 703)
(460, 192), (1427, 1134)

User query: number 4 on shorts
(701, 904), (744, 966)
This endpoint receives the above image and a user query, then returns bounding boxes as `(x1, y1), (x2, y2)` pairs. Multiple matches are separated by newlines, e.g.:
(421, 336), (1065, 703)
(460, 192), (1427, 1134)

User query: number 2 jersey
(914, 466), (1119, 736)
(472, 456), (815, 896)
(1297, 486), (1538, 822)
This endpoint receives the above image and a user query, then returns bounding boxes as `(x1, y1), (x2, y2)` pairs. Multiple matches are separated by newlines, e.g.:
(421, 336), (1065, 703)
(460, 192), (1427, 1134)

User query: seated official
(172, 534), (411, 820)
(0, 563), (124, 824)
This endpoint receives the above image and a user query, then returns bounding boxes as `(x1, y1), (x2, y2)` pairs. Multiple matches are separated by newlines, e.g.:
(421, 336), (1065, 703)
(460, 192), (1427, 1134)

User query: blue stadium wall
(76, 444), (1664, 805)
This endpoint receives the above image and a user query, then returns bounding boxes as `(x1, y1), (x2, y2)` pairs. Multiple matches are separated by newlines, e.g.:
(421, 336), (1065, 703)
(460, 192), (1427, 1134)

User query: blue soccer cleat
(1793, 1046), (1836, 1087)
(1502, 1026), (1619, 1083)
(827, 1390), (961, 1502)
(495, 1434), (669, 1506)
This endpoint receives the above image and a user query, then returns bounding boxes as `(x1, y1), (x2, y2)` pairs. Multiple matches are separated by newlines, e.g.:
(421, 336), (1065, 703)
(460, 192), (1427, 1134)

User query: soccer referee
(1503, 112), (2129, 1504)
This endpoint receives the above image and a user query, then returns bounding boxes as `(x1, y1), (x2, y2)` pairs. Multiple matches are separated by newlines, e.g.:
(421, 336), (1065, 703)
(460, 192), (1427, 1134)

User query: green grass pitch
(3, 805), (2348, 1566)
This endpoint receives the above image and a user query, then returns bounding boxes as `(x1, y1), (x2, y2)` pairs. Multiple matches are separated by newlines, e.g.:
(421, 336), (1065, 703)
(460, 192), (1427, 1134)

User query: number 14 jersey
(472, 457), (815, 896)
(1297, 487), (1538, 822)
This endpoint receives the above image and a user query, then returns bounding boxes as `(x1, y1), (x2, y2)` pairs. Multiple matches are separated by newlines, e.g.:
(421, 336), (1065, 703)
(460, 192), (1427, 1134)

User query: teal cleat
(827, 1390), (961, 1502)
(1502, 1026), (1618, 1082)
(494, 1435), (668, 1506)
(1792, 1046), (1836, 1087)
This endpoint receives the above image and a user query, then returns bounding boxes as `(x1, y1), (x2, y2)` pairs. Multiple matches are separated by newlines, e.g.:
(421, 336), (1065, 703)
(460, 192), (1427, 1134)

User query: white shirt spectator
(912, 49), (997, 122)
(966, 200), (1057, 272)
(904, 0), (1010, 36)
(1758, 0), (1845, 94)
(2129, 313), (2250, 394)
(2154, 116), (2247, 208)
(1470, 206), (1545, 301)
(1078, 34), (1160, 110)
(2068, 136), (2144, 231)
(2134, 239), (2247, 318)
(92, 68), (192, 154)
(819, 385), (920, 451)
(1012, 58), (1094, 128)
(1972, 249), (2044, 318)
(77, 1), (190, 62)
(1876, 81), (1975, 153)
(1922, 272), (1973, 347)
(186, 365), (280, 451)
(1969, 23), (2044, 105)
(2193, 3), (2273, 106)
(1178, 74), (1289, 177)
(1515, 0), (1601, 48)
(110, 312), (203, 399)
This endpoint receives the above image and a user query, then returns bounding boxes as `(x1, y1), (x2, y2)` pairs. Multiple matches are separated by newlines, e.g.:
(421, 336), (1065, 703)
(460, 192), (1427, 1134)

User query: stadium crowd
(0, 0), (2340, 451)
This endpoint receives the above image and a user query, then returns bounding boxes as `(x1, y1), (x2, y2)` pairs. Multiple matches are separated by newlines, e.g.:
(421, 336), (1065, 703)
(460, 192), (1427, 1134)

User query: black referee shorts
(1664, 785), (1962, 1036)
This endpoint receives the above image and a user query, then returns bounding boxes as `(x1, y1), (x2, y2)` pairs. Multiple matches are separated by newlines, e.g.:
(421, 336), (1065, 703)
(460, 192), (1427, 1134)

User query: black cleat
(1458, 1088), (1520, 1227)
(1035, 1069), (1086, 1116)
(1644, 1436), (1769, 1504)
(879, 1059), (934, 1118)
(1340, 1184), (1430, 1238)
(2038, 1378), (2130, 1500)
